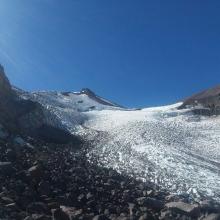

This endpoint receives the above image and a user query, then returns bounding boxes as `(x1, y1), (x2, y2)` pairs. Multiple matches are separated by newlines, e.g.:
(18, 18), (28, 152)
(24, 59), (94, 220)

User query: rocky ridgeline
(0, 65), (76, 143)
(0, 131), (219, 220)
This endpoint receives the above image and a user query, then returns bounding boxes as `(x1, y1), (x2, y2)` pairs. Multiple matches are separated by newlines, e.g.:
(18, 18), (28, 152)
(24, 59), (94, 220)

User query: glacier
(17, 89), (220, 202)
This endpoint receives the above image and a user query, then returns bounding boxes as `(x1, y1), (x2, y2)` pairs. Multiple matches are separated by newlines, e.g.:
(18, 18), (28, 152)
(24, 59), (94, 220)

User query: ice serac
(179, 85), (220, 115)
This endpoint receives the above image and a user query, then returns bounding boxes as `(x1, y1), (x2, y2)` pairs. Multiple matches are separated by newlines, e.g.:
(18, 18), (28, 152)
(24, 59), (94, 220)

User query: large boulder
(165, 201), (200, 218)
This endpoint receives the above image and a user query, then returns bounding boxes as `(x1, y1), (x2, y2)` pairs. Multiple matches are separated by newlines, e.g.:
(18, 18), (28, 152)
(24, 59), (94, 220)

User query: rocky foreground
(0, 133), (219, 220)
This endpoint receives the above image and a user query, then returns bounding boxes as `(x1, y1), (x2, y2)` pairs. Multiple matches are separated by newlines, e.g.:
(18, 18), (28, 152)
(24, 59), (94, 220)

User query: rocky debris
(28, 165), (43, 180)
(0, 135), (219, 220)
(0, 161), (14, 175)
(165, 201), (200, 218)
(202, 213), (220, 220)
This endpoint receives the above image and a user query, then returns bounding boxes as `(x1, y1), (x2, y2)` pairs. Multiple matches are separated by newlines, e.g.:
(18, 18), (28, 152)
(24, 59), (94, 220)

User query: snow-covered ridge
(15, 88), (124, 131)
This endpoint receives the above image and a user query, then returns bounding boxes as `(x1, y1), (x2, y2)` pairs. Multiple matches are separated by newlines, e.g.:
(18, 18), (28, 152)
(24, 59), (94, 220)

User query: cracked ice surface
(83, 103), (220, 202)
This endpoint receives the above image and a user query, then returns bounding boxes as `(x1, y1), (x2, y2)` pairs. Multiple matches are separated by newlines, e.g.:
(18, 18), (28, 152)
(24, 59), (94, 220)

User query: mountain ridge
(1, 64), (220, 202)
(0, 64), (220, 219)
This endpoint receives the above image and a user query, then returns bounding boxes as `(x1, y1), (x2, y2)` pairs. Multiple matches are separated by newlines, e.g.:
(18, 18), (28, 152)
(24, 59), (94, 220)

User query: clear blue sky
(0, 0), (220, 107)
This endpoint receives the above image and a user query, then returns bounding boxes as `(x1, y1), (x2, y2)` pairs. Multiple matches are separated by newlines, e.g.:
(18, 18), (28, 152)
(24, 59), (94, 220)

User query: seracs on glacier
(20, 90), (220, 202)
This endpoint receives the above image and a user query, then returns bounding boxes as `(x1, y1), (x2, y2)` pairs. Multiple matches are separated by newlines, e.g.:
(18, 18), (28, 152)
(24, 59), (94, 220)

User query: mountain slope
(12, 72), (220, 202)
(83, 103), (220, 202)
(16, 88), (124, 132)
(180, 85), (220, 115)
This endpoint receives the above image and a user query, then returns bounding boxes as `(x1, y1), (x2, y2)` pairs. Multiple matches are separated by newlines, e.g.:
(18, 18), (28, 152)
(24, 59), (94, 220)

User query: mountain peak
(80, 88), (96, 96)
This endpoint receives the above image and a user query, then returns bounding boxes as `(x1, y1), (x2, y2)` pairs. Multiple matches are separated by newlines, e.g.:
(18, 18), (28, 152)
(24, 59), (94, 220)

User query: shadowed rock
(0, 64), (82, 145)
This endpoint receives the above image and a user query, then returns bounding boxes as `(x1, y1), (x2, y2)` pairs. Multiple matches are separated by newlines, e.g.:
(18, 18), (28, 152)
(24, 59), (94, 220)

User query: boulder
(136, 197), (164, 210)
(165, 201), (200, 218)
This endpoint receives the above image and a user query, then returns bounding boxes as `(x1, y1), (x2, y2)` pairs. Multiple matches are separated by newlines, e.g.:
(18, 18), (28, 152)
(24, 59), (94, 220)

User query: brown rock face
(179, 85), (220, 115)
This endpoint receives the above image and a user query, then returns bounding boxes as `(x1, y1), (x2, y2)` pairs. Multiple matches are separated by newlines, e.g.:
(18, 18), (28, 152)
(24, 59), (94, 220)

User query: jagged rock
(0, 64), (14, 98)
(165, 201), (200, 218)
(0, 65), (80, 145)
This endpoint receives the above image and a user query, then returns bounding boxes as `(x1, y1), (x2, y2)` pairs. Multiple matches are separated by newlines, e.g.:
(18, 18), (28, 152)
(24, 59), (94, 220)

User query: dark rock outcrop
(0, 65), (81, 145)
(179, 85), (220, 115)
(80, 88), (123, 108)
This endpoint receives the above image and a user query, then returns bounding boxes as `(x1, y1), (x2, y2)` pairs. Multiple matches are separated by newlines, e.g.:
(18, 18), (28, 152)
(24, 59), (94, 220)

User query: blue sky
(0, 0), (220, 107)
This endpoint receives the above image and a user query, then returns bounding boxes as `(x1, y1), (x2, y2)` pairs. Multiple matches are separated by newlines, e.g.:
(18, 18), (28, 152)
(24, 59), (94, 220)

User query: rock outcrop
(179, 85), (220, 115)
(0, 65), (80, 144)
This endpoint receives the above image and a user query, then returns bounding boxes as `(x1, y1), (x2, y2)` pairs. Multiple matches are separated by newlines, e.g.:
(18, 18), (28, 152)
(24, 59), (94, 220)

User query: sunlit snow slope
(17, 89), (123, 131)
(18, 89), (220, 202)
(83, 103), (220, 202)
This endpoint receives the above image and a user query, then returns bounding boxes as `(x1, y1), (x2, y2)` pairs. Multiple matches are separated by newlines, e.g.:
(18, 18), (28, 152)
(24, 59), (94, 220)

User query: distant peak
(80, 88), (96, 97)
